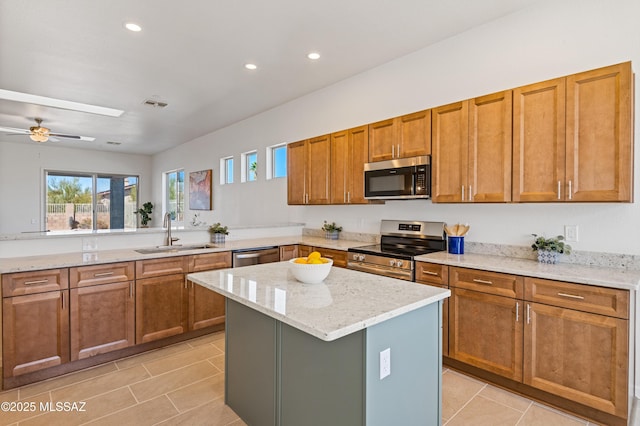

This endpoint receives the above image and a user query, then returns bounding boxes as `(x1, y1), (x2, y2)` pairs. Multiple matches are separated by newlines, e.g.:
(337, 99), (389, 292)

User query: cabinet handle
(526, 303), (531, 324)
(461, 185), (465, 201)
(557, 292), (585, 300)
(472, 278), (493, 285)
(129, 282), (133, 298)
(347, 191), (350, 204)
(392, 145), (395, 158)
(324, 254), (334, 259)
(468, 185), (472, 202)
(24, 279), (49, 285)
(568, 180), (573, 200)
(557, 181), (561, 200)
(94, 272), (114, 277)
(423, 271), (439, 276)
(516, 302), (520, 322)
(397, 144), (400, 158)
(61, 292), (65, 309)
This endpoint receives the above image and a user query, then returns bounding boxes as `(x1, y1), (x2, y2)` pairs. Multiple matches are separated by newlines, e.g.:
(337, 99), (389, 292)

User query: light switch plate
(564, 225), (578, 242)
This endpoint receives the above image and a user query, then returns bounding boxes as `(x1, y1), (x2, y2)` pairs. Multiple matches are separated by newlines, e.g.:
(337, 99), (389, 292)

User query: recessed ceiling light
(125, 22), (142, 32)
(0, 89), (124, 117)
(307, 52), (321, 60)
(244, 63), (257, 70)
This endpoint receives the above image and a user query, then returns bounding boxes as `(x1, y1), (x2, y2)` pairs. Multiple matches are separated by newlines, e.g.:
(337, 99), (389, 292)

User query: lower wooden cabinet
(188, 281), (225, 330)
(449, 287), (523, 381)
(415, 262), (449, 356)
(70, 281), (135, 360)
(312, 247), (348, 268)
(136, 273), (189, 344)
(279, 245), (299, 261)
(2, 290), (70, 378)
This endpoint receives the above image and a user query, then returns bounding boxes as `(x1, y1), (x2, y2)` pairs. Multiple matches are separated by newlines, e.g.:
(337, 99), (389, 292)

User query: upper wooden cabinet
(513, 62), (633, 202)
(287, 135), (331, 205)
(330, 126), (369, 204)
(368, 110), (431, 162)
(432, 91), (512, 203)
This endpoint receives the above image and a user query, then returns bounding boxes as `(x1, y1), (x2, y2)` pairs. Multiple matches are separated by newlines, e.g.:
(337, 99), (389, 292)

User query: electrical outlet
(564, 225), (578, 242)
(380, 348), (391, 380)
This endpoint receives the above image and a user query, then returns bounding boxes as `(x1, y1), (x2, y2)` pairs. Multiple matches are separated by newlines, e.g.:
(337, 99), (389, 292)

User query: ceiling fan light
(30, 133), (48, 142)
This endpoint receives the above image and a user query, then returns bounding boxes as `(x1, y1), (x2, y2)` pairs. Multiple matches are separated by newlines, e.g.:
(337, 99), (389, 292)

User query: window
(267, 143), (287, 179)
(241, 151), (258, 182)
(165, 169), (184, 223)
(221, 156), (234, 184)
(45, 171), (139, 231)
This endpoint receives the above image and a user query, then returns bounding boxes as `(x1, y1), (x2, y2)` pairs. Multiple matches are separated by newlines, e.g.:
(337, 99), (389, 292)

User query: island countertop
(187, 261), (450, 342)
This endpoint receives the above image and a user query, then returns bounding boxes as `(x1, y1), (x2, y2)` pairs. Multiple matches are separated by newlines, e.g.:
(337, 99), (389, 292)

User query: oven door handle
(347, 262), (413, 281)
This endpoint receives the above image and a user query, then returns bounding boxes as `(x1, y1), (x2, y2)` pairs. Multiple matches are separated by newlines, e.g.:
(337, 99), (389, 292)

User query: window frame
(164, 169), (185, 225)
(241, 150), (258, 183)
(44, 169), (139, 231)
(266, 143), (287, 180)
(220, 156), (234, 185)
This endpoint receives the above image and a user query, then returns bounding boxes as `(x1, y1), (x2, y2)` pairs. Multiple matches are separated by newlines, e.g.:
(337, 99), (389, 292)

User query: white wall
(153, 0), (640, 255)
(0, 141), (153, 234)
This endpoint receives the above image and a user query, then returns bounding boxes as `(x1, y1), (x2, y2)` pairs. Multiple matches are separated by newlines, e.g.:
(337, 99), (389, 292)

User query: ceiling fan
(0, 118), (95, 143)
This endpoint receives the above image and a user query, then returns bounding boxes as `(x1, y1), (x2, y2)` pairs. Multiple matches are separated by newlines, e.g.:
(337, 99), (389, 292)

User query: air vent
(143, 99), (168, 108)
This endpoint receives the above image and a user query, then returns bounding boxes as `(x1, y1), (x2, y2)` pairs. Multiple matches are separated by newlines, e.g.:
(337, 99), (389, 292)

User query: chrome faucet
(164, 212), (180, 246)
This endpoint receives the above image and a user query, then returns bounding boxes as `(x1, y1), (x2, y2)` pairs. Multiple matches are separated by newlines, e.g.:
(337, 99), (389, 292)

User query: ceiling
(0, 0), (539, 155)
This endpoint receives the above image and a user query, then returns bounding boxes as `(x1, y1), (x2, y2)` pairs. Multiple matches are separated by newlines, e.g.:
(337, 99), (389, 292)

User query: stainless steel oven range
(348, 220), (446, 281)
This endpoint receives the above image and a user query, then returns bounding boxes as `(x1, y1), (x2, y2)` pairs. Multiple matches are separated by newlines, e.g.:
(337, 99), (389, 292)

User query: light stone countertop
(0, 236), (369, 274)
(187, 261), (450, 342)
(417, 252), (640, 291)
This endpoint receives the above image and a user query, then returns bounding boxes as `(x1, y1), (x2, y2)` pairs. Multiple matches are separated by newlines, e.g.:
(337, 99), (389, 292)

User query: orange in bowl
(289, 257), (333, 284)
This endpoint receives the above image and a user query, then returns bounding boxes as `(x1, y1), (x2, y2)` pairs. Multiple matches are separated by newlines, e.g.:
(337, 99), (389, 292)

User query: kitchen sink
(134, 243), (217, 254)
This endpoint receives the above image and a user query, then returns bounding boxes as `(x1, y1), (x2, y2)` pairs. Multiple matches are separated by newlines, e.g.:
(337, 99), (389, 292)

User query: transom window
(242, 151), (258, 182)
(221, 156), (234, 184)
(164, 169), (184, 223)
(267, 143), (287, 179)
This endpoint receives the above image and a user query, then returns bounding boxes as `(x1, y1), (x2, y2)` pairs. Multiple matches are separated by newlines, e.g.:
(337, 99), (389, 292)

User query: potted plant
(135, 202), (154, 227)
(208, 222), (229, 244)
(322, 221), (343, 240)
(531, 234), (571, 264)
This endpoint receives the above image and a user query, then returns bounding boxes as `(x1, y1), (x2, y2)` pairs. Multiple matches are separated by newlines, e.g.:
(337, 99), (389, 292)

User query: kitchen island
(188, 261), (450, 426)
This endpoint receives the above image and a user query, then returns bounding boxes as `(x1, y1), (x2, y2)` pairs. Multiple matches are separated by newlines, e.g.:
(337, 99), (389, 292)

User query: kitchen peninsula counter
(188, 262), (449, 426)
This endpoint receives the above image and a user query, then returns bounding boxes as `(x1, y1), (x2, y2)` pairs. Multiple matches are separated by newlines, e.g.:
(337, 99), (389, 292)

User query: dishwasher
(232, 246), (280, 267)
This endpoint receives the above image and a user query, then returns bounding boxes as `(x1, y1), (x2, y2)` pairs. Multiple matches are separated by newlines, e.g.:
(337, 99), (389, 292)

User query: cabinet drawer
(189, 251), (232, 272)
(136, 256), (188, 279)
(450, 267), (523, 299)
(524, 277), (629, 319)
(314, 247), (347, 268)
(415, 262), (448, 285)
(2, 269), (69, 297)
(70, 262), (135, 288)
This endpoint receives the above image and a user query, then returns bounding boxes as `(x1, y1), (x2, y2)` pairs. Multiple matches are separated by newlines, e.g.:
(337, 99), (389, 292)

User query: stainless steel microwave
(364, 156), (431, 200)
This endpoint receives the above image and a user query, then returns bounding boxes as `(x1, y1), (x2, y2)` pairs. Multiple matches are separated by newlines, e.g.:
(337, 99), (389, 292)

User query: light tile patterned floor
(0, 331), (602, 425)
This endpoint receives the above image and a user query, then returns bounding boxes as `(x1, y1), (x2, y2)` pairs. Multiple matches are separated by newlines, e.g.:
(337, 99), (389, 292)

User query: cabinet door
(70, 282), (135, 360)
(512, 78), (566, 202)
(449, 288), (523, 381)
(398, 109), (431, 158)
(307, 135), (331, 204)
(70, 262), (134, 288)
(279, 245), (299, 261)
(566, 62), (633, 202)
(524, 302), (628, 417)
(347, 125), (369, 204)
(188, 281), (225, 330)
(189, 252), (232, 272)
(432, 101), (469, 202)
(2, 268), (68, 297)
(136, 256), (187, 279)
(469, 91), (512, 202)
(3, 290), (69, 378)
(330, 130), (349, 204)
(314, 247), (347, 268)
(287, 140), (307, 205)
(298, 245), (313, 257)
(368, 118), (396, 162)
(135, 274), (188, 343)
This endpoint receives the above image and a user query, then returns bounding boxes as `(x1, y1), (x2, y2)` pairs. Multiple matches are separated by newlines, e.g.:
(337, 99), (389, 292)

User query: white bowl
(289, 258), (333, 284)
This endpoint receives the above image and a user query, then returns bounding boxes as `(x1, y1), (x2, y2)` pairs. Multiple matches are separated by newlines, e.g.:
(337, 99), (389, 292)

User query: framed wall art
(189, 169), (212, 210)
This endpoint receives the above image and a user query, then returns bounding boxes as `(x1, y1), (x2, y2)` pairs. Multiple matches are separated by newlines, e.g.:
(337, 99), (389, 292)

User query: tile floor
(0, 331), (603, 425)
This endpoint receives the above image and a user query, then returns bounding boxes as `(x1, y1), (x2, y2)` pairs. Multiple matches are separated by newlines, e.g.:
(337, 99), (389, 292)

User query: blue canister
(448, 236), (464, 254)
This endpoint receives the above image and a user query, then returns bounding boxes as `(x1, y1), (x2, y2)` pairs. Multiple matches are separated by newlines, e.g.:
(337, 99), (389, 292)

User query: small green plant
(321, 221), (342, 233)
(208, 223), (229, 235)
(531, 234), (571, 254)
(135, 202), (154, 226)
